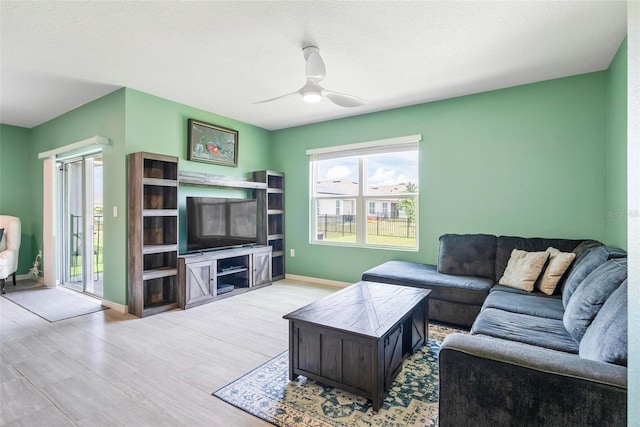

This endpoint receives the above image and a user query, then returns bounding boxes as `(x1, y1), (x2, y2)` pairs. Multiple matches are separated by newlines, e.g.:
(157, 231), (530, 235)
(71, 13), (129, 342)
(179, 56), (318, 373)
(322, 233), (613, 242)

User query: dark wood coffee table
(283, 281), (430, 412)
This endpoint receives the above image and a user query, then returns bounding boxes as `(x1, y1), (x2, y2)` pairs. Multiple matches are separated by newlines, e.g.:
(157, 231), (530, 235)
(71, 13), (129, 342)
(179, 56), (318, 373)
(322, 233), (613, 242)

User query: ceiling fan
(255, 46), (367, 108)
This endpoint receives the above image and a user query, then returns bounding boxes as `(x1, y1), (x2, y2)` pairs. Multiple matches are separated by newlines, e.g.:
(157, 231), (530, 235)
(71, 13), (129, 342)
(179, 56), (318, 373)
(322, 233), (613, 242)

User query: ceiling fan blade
(304, 48), (326, 81)
(324, 91), (367, 108)
(253, 91), (299, 104)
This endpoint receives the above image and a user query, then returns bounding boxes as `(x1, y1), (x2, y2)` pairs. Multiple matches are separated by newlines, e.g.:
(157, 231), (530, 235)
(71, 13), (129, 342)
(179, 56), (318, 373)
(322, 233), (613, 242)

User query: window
(308, 134), (420, 249)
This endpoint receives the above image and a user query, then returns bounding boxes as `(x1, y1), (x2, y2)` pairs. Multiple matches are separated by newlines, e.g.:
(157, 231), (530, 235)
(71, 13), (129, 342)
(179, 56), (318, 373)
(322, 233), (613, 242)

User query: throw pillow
(0, 228), (5, 251)
(535, 247), (576, 295)
(498, 249), (549, 292)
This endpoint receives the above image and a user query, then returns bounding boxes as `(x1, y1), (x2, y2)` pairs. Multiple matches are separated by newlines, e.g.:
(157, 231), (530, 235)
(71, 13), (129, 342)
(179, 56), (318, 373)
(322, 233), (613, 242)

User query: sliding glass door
(59, 155), (103, 297)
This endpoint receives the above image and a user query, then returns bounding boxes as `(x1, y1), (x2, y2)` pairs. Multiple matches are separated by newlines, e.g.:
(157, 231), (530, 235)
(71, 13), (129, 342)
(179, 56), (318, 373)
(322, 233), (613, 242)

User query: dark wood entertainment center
(128, 151), (285, 317)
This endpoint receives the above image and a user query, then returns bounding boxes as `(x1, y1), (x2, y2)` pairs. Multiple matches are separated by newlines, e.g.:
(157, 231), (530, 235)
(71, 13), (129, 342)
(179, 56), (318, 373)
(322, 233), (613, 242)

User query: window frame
(308, 134), (421, 251)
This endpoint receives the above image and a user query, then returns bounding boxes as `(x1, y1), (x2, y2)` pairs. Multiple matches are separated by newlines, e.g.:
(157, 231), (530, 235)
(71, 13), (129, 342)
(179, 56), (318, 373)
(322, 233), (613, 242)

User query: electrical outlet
(290, 249), (295, 257)
(113, 206), (118, 217)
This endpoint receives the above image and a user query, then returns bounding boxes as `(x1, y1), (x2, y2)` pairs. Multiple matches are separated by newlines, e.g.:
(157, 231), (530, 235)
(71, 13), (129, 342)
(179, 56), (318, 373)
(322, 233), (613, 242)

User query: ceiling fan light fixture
(302, 90), (322, 103)
(301, 80), (322, 103)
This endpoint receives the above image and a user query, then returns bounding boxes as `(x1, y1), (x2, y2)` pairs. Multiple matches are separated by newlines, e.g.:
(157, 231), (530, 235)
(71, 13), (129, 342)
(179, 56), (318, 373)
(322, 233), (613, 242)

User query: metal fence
(316, 214), (416, 238)
(70, 213), (104, 279)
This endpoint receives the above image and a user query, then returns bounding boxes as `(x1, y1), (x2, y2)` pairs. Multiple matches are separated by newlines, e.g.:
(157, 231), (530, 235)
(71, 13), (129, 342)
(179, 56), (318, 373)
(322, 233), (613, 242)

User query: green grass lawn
(322, 232), (416, 247)
(70, 228), (104, 278)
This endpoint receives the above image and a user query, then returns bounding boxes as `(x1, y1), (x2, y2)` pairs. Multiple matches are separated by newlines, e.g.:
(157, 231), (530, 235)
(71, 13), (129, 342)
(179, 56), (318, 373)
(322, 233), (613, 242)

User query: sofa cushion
(482, 290), (565, 320)
(438, 233), (497, 280)
(489, 284), (561, 299)
(362, 260), (492, 305)
(562, 245), (627, 308)
(494, 236), (584, 284)
(563, 258), (627, 343)
(471, 308), (579, 353)
(536, 247), (576, 295)
(498, 249), (549, 292)
(579, 280), (627, 366)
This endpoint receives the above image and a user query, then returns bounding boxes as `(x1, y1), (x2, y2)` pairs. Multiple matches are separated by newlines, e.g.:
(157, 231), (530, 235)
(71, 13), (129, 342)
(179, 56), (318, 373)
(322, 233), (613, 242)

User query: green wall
(605, 39), (628, 249)
(29, 89), (127, 304)
(272, 72), (609, 283)
(125, 89), (273, 174)
(0, 124), (34, 274)
(124, 89), (274, 253)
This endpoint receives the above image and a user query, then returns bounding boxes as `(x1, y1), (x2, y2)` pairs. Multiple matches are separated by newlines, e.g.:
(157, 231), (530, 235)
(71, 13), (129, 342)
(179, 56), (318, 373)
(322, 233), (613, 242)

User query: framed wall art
(187, 119), (238, 167)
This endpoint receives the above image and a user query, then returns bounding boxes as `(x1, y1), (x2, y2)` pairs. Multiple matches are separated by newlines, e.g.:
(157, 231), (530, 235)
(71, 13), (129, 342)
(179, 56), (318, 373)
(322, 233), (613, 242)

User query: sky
(318, 151), (419, 187)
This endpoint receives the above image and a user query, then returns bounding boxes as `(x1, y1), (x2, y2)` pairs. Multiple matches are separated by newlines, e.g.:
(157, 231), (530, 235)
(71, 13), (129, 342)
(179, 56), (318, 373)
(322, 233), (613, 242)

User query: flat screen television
(186, 197), (258, 252)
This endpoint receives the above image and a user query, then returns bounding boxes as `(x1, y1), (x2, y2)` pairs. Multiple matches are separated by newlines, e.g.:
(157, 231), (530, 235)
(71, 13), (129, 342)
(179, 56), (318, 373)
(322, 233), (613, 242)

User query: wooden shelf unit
(254, 171), (285, 280)
(128, 152), (179, 317)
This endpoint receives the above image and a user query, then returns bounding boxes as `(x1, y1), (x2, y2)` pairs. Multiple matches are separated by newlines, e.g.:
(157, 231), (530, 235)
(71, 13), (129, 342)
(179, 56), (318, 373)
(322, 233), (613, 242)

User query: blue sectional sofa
(362, 234), (628, 426)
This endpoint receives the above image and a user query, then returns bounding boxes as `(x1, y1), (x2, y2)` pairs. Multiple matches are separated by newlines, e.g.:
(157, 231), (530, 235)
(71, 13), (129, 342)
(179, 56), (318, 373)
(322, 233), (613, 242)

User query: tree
(397, 182), (417, 221)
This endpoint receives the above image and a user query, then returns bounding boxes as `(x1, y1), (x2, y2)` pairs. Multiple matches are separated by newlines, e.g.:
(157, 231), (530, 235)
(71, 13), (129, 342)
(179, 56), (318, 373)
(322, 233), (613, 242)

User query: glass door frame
(57, 154), (102, 296)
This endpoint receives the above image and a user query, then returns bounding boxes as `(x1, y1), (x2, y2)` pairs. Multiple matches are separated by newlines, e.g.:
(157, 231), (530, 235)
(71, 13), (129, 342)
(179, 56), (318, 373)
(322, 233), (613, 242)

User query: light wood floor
(0, 280), (336, 426)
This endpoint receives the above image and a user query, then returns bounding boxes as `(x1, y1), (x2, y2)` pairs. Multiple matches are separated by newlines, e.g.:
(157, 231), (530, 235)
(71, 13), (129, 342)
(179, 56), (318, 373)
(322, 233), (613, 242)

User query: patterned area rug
(213, 323), (465, 426)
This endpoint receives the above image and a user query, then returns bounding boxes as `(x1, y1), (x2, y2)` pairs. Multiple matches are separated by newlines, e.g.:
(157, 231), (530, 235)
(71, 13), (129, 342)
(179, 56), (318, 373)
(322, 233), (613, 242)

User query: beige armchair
(0, 215), (21, 294)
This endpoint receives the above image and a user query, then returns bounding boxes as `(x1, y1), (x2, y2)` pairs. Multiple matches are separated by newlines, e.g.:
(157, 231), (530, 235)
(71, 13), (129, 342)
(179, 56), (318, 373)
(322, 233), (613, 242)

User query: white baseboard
(285, 274), (351, 288)
(101, 299), (128, 314)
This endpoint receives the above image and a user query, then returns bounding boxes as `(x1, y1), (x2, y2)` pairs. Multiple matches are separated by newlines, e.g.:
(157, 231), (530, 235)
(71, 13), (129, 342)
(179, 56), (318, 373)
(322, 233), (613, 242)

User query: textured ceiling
(0, 1), (628, 130)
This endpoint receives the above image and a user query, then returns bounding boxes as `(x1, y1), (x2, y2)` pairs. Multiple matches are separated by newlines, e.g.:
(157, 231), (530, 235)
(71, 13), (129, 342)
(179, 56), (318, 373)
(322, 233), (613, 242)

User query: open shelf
(272, 254), (284, 279)
(144, 251), (177, 270)
(268, 214), (283, 235)
(143, 275), (177, 306)
(143, 244), (178, 255)
(267, 174), (284, 189)
(143, 177), (178, 187)
(217, 267), (248, 276)
(143, 185), (177, 210)
(143, 268), (178, 281)
(178, 170), (267, 189)
(143, 216), (177, 246)
(144, 158), (177, 180)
